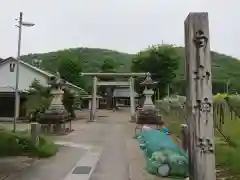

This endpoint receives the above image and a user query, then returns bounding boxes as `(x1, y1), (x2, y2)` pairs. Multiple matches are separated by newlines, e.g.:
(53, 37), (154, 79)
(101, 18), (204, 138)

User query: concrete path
(0, 109), (168, 180)
(54, 109), (130, 180)
(89, 110), (130, 180)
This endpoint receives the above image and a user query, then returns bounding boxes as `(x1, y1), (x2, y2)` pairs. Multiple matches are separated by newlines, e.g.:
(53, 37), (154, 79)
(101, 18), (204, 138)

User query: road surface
(0, 109), (164, 180)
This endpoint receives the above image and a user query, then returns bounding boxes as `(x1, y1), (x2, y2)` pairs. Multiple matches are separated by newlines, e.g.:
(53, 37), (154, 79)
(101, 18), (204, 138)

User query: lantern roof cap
(140, 73), (157, 86)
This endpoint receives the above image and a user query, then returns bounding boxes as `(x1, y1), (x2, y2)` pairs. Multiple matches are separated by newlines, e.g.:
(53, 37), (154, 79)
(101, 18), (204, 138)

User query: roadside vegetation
(157, 94), (240, 179)
(0, 128), (58, 158)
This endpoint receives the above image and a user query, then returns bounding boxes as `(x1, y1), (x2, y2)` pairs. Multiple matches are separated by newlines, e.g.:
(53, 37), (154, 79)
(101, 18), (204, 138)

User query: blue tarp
(135, 129), (189, 178)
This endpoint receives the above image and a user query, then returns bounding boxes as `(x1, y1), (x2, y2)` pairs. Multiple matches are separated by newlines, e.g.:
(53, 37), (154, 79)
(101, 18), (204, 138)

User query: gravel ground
(0, 157), (37, 180)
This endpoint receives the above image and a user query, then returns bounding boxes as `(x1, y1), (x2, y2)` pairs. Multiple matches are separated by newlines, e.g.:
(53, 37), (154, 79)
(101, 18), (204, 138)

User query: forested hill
(21, 47), (240, 93)
(21, 48), (133, 74)
(174, 47), (240, 81)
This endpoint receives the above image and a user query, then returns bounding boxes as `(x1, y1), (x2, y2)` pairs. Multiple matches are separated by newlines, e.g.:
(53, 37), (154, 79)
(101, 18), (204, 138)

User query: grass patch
(163, 113), (184, 137)
(0, 130), (58, 158)
(215, 120), (240, 176)
(163, 112), (240, 177)
(36, 135), (58, 157)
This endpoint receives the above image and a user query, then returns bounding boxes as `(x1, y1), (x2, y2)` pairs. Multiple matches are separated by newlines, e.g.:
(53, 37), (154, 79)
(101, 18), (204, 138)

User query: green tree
(99, 58), (116, 81)
(26, 79), (52, 113)
(58, 51), (85, 89)
(101, 58), (116, 72)
(132, 44), (180, 98)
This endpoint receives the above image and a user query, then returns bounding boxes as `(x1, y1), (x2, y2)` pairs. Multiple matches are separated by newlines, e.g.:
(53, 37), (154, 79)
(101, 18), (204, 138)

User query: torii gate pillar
(90, 76), (97, 121)
(129, 77), (136, 121)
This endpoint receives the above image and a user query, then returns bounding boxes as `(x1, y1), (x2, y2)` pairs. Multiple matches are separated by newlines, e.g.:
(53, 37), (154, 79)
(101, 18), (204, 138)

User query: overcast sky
(1, 0), (239, 59)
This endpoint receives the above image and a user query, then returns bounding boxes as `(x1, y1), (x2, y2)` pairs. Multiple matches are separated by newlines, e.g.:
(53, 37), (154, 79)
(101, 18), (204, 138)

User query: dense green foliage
(173, 47), (240, 94)
(100, 58), (117, 73)
(0, 130), (58, 157)
(57, 51), (86, 89)
(21, 48), (132, 73)
(26, 79), (52, 113)
(99, 58), (117, 81)
(157, 94), (240, 177)
(26, 79), (75, 116)
(21, 47), (240, 94)
(132, 44), (180, 98)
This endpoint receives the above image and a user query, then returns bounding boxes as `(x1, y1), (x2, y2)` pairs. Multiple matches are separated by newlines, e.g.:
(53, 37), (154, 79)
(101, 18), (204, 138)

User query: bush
(0, 130), (58, 157)
(160, 94), (240, 177)
(36, 136), (58, 157)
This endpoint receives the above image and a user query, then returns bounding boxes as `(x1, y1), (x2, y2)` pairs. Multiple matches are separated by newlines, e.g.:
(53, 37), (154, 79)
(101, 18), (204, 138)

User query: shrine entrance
(81, 72), (149, 121)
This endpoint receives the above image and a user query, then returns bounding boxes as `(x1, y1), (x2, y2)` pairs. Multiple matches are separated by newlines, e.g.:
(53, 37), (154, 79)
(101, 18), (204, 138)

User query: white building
(0, 57), (87, 118)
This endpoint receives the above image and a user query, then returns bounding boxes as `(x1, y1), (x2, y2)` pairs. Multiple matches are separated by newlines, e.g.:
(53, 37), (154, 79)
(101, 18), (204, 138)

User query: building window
(9, 63), (15, 72)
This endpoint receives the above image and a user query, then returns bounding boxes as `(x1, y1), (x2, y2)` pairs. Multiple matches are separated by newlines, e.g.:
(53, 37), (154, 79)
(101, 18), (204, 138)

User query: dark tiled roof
(0, 58), (4, 63)
(0, 57), (11, 65)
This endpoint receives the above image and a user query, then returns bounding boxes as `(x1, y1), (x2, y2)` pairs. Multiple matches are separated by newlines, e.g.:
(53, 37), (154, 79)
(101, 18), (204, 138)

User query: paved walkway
(0, 109), (168, 180)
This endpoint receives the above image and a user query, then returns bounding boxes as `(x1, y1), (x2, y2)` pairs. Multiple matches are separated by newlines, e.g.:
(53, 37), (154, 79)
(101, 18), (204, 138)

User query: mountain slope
(21, 48), (133, 74)
(21, 47), (240, 89)
(174, 47), (240, 82)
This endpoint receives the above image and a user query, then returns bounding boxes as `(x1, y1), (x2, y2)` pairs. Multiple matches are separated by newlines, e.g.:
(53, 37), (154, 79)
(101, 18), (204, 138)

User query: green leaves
(99, 58), (116, 81)
(57, 51), (85, 89)
(21, 47), (240, 95)
(100, 58), (116, 73)
(132, 44), (180, 98)
(26, 80), (52, 113)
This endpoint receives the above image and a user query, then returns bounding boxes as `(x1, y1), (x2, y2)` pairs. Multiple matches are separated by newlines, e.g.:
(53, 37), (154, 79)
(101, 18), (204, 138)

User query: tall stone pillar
(129, 77), (136, 121)
(90, 76), (97, 121)
(185, 12), (215, 180)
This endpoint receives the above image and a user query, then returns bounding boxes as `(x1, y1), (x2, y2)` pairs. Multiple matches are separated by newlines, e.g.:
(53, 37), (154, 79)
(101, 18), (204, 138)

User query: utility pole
(185, 12), (216, 180)
(14, 12), (35, 132)
(14, 12), (23, 132)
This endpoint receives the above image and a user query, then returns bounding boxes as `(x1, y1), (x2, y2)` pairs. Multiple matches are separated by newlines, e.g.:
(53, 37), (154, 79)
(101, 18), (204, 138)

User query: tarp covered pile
(135, 128), (189, 178)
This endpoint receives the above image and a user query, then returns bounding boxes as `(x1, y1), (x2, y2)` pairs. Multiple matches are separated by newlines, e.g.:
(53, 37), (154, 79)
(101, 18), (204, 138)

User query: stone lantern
(136, 73), (163, 126)
(39, 72), (68, 133)
(140, 72), (157, 109)
(47, 72), (66, 112)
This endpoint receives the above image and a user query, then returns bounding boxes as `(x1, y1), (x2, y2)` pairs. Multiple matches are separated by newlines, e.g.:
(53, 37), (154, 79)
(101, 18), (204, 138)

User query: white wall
(0, 60), (49, 91)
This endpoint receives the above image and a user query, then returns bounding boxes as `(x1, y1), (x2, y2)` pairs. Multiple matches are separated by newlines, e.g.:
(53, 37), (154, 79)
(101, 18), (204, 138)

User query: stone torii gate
(81, 72), (149, 121)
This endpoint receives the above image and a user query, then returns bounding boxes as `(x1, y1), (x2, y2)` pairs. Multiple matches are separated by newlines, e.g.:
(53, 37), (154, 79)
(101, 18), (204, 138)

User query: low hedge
(0, 130), (58, 157)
